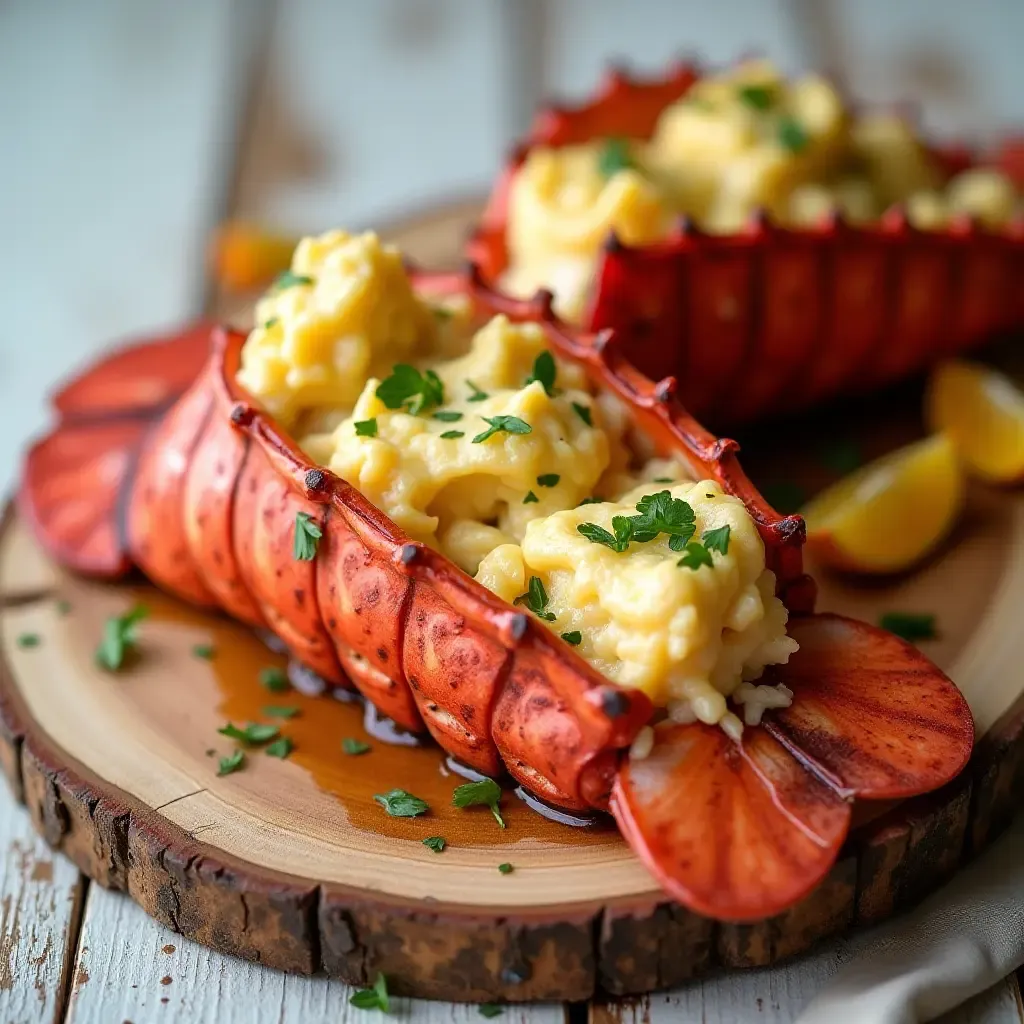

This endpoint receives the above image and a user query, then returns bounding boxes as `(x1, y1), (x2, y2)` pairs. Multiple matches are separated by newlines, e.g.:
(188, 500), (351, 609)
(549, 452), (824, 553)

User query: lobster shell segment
(611, 611), (974, 920)
(469, 61), (1024, 427)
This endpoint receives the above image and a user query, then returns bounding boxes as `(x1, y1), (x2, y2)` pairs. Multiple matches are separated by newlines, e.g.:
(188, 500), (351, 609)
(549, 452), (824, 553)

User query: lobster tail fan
(610, 721), (852, 921)
(18, 323), (215, 579)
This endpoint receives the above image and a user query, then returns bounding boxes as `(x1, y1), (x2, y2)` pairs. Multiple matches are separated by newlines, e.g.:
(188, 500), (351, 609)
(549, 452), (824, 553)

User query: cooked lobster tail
(19, 271), (974, 921)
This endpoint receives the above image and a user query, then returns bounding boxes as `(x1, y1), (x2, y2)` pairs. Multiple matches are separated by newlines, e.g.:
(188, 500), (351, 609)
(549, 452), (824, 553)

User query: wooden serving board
(2, 204), (1024, 1004)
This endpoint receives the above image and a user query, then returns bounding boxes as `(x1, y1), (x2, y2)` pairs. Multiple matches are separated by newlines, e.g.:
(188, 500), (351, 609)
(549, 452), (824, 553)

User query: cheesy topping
(237, 230), (440, 425)
(477, 480), (798, 726)
(239, 228), (798, 732)
(503, 60), (1022, 319)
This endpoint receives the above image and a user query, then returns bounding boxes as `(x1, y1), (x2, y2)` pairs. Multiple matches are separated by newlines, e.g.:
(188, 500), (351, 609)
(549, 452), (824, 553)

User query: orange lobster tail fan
(612, 613), (974, 920)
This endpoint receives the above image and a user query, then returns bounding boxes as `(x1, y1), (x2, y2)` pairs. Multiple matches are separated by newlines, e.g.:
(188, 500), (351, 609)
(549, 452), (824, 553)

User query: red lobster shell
(19, 266), (974, 922)
(468, 62), (1024, 427)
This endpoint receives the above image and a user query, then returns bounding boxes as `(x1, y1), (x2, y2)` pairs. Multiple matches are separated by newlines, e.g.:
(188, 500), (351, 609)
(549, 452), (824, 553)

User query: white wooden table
(1, 2), (1022, 1020)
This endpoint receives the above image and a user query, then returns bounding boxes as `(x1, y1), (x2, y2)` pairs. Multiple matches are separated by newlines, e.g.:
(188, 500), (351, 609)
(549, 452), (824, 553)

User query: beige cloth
(797, 817), (1024, 1023)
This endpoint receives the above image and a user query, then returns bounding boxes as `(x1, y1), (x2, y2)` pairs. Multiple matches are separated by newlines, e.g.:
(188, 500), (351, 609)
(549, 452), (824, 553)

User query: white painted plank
(0, 779), (84, 1024)
(0, 0), (261, 492)
(542, 0), (804, 99)
(65, 886), (566, 1024)
(233, 0), (507, 233)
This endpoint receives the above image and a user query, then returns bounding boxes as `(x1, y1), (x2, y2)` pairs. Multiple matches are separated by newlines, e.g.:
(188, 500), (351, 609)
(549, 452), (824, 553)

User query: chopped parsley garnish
(96, 603), (148, 671)
(452, 777), (506, 828)
(374, 788), (429, 818)
(422, 836), (447, 853)
(632, 490), (696, 545)
(879, 612), (937, 642)
(265, 737), (294, 759)
(514, 576), (556, 622)
(217, 750), (245, 776)
(524, 351), (558, 396)
(597, 136), (634, 178)
(259, 666), (289, 692)
(498, 862), (514, 875)
(523, 490), (539, 504)
(561, 631), (582, 646)
(820, 439), (863, 475)
(738, 84), (774, 110)
(432, 410), (463, 422)
(293, 511), (322, 561)
(439, 430), (464, 440)
(354, 418), (378, 437)
(16, 633), (40, 649)
(778, 116), (809, 153)
(218, 722), (280, 745)
(465, 379), (489, 402)
(349, 972), (390, 1013)
(56, 600), (71, 615)
(272, 270), (314, 291)
(342, 737), (371, 756)
(578, 496), (602, 506)
(479, 1005), (504, 1018)
(537, 473), (560, 488)
(262, 705), (299, 718)
(654, 477), (674, 483)
(192, 643), (215, 660)
(577, 517), (633, 553)
(702, 524), (731, 555)
(263, 317), (279, 329)
(572, 402), (592, 426)
(677, 542), (714, 571)
(472, 415), (532, 444)
(376, 364), (445, 415)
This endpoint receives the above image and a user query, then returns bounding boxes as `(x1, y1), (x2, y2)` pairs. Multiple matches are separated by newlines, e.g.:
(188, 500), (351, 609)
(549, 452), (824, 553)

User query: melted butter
(142, 588), (618, 848)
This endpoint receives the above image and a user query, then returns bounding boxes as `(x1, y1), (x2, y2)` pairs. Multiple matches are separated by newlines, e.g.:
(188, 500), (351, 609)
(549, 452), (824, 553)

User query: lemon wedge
(926, 360), (1024, 483)
(802, 434), (965, 574)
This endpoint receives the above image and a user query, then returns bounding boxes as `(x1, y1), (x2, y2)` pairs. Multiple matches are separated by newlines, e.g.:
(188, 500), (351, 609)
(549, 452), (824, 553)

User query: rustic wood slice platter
(2, 202), (1024, 1003)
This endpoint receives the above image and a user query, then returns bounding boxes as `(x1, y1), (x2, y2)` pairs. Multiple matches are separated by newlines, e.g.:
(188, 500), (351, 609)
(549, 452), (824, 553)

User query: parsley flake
(440, 430), (464, 440)
(479, 1005), (504, 1019)
(354, 418), (378, 437)
(217, 750), (245, 776)
(265, 736), (294, 759)
(677, 542), (714, 571)
(350, 972), (390, 1013)
(452, 777), (506, 828)
(653, 477), (674, 483)
(16, 633), (40, 649)
(218, 722), (280, 745)
(293, 511), (322, 561)
(498, 862), (514, 875)
(778, 116), (809, 153)
(597, 136), (634, 178)
(342, 737), (371, 756)
(561, 631), (582, 646)
(374, 788), (429, 817)
(572, 402), (592, 426)
(577, 516), (633, 553)
(96, 603), (148, 671)
(879, 612), (937, 642)
(702, 525), (731, 555)
(376, 364), (445, 415)
(422, 836), (446, 853)
(472, 415), (532, 444)
(525, 351), (558, 396)
(259, 666), (289, 692)
(272, 270), (314, 291)
(263, 317), (279, 329)
(578, 496), (602, 506)
(537, 473), (560, 488)
(514, 576), (556, 622)
(56, 600), (71, 615)
(523, 490), (539, 504)
(465, 379), (489, 402)
(192, 643), (215, 660)
(738, 84), (774, 110)
(262, 705), (299, 719)
(432, 410), (463, 422)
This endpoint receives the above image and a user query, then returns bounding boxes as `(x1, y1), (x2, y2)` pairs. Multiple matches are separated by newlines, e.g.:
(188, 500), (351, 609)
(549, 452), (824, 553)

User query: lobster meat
(20, 267), (974, 922)
(469, 62), (1024, 427)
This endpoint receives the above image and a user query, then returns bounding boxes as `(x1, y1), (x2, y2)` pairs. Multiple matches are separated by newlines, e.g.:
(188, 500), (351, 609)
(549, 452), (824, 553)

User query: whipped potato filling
(238, 228), (799, 733)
